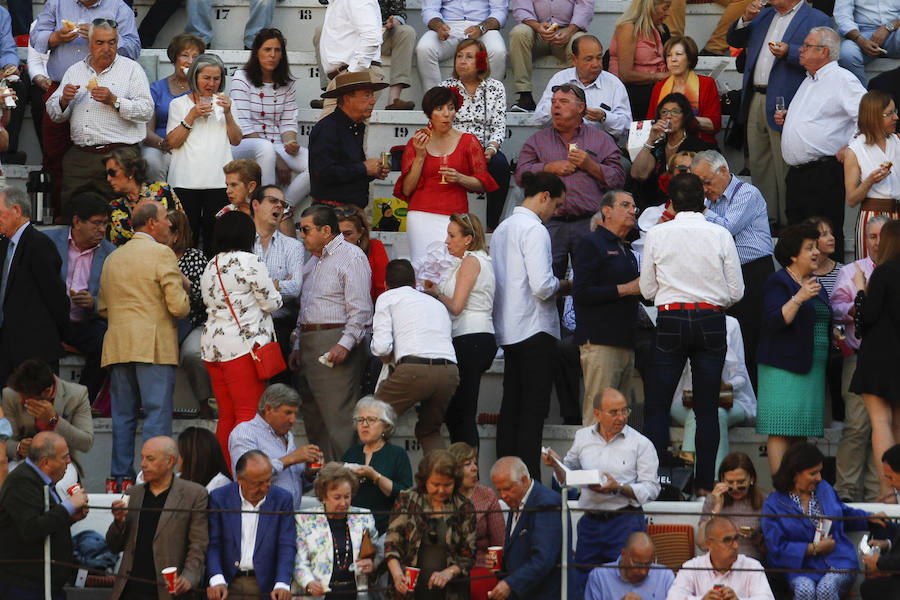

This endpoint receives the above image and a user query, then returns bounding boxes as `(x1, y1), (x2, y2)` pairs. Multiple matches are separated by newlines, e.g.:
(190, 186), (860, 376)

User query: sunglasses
(105, 168), (119, 177)
(91, 17), (118, 29)
(551, 84), (586, 103)
(299, 225), (320, 235)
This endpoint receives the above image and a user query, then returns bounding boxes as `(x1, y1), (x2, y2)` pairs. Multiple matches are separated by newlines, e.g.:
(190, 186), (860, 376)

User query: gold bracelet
(374, 472), (382, 484)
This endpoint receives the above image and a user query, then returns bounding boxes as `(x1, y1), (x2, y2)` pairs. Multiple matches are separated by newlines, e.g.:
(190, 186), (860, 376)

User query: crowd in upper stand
(0, 0), (899, 598)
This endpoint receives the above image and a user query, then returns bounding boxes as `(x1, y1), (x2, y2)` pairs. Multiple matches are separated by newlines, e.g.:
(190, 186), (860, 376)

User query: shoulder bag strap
(215, 255), (258, 360)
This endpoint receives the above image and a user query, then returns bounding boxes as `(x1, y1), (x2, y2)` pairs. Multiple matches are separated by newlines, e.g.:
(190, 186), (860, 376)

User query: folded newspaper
(542, 447), (607, 487)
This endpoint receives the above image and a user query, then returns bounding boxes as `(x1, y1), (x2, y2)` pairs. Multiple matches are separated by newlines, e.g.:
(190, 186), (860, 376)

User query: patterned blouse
(178, 247), (208, 328)
(440, 77), (507, 149)
(230, 69), (298, 142)
(384, 489), (477, 600)
(199, 250), (283, 363)
(107, 182), (183, 246)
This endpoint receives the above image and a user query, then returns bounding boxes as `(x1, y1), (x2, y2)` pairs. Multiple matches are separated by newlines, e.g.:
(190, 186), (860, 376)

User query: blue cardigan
(756, 268), (831, 374)
(761, 480), (869, 584)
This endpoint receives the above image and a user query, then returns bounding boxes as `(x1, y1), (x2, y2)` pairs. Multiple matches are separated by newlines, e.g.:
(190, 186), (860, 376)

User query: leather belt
(398, 356), (456, 366)
(790, 156), (838, 171)
(326, 61), (382, 80)
(75, 142), (131, 154)
(658, 302), (722, 312)
(586, 505), (643, 522)
(234, 568), (256, 578)
(860, 197), (898, 212)
(753, 85), (767, 94)
(299, 323), (344, 332)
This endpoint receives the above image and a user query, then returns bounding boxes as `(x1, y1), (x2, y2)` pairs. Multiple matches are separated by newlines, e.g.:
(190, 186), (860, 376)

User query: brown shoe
(385, 99), (415, 110)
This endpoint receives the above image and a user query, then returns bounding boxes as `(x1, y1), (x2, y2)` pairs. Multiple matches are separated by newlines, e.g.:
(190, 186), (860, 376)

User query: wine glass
(775, 96), (786, 113)
(439, 155), (448, 185)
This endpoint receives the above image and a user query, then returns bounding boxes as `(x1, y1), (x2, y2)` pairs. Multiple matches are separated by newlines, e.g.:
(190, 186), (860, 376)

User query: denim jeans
(110, 362), (175, 478)
(186, 0), (275, 48)
(839, 27), (900, 85)
(644, 309), (726, 490)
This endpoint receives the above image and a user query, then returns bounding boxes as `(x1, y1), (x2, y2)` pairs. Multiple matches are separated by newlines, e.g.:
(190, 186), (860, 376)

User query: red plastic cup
(161, 567), (177, 593)
(67, 484), (82, 496)
(405, 566), (420, 590)
(487, 546), (503, 572)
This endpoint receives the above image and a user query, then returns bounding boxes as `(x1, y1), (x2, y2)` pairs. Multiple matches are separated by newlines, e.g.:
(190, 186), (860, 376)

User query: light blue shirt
(0, 7), (20, 68)
(585, 557), (674, 600)
(24, 457), (76, 516)
(704, 175), (774, 265)
(833, 0), (900, 36)
(253, 230), (305, 319)
(421, 0), (509, 28)
(0, 220), (29, 326)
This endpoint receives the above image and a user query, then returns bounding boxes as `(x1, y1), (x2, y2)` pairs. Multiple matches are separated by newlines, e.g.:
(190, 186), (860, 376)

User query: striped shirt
(230, 69), (298, 142)
(516, 123), (625, 218)
(704, 175), (774, 264)
(297, 234), (373, 351)
(254, 230), (305, 319)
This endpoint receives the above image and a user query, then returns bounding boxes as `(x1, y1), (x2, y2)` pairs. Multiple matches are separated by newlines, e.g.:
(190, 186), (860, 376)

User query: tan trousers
(228, 575), (260, 599)
(746, 90), (788, 225)
(508, 24), (583, 93)
(834, 354), (881, 501)
(375, 362), (460, 454)
(313, 24), (415, 90)
(579, 343), (634, 426)
(664, 0), (751, 52)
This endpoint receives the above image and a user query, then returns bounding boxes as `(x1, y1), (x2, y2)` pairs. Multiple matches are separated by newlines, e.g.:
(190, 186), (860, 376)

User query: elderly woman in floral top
(104, 146), (182, 246)
(385, 450), (476, 600)
(440, 38), (509, 231)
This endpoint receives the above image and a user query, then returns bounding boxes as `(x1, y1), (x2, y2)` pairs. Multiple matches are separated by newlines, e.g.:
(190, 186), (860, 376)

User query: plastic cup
(405, 566), (420, 589)
(487, 546), (503, 572)
(67, 484), (82, 496)
(161, 567), (177, 593)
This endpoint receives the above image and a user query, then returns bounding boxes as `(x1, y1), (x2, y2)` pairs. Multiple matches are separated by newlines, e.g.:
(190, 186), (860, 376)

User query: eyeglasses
(299, 225), (321, 235)
(86, 217), (108, 228)
(601, 407), (632, 418)
(354, 416), (381, 425)
(614, 202), (637, 212)
(728, 484), (750, 492)
(658, 108), (682, 117)
(883, 108), (899, 118)
(262, 195), (288, 208)
(674, 165), (691, 173)
(551, 84), (586, 103)
(91, 17), (118, 29)
(105, 168), (119, 178)
(708, 535), (741, 545)
(799, 43), (826, 51)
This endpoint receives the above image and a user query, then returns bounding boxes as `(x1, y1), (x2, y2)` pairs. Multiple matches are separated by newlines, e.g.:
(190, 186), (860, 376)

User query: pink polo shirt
(66, 230), (99, 322)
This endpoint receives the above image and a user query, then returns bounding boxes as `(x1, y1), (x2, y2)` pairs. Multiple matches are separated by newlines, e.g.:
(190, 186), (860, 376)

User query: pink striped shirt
(66, 230), (99, 322)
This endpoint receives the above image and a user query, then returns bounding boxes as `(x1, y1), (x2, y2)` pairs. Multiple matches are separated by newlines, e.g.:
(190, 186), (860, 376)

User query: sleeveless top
(439, 250), (495, 337)
(848, 133), (900, 200)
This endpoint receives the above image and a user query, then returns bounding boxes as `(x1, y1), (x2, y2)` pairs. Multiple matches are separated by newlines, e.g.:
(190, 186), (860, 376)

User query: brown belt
(75, 142), (132, 155)
(299, 323), (344, 332)
(326, 61), (382, 80)
(860, 197), (898, 212)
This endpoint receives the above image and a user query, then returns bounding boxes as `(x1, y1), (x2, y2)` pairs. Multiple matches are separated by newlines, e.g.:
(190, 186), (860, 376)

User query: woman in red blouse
(335, 205), (389, 302)
(395, 86), (498, 268)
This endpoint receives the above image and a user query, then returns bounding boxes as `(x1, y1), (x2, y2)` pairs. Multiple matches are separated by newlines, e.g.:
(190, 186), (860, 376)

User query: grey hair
(28, 434), (61, 463)
(866, 214), (891, 233)
(0, 187), (31, 219)
(131, 200), (162, 231)
(811, 26), (840, 61)
(592, 190), (632, 229)
(490, 456), (530, 482)
(353, 396), (397, 439)
(257, 383), (300, 413)
(590, 210), (604, 231)
(691, 150), (730, 174)
(88, 20), (117, 42)
(188, 53), (227, 95)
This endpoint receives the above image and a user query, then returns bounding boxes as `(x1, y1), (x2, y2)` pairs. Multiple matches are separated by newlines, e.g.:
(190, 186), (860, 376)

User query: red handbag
(215, 256), (286, 380)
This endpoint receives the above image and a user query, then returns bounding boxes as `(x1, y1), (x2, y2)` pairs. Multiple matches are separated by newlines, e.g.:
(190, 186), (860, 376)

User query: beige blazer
(106, 475), (209, 600)
(98, 234), (190, 367)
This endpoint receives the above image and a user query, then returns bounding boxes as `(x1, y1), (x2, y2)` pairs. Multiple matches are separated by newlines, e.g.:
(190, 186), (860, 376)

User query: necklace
(666, 131), (686, 150)
(330, 518), (353, 569)
(785, 266), (805, 284)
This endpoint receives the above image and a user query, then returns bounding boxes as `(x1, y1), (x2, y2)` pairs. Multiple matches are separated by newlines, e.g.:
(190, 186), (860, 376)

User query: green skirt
(756, 300), (830, 437)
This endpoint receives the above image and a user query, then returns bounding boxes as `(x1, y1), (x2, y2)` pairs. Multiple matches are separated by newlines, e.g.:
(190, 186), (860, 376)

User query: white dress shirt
(532, 67), (633, 141)
(666, 553), (775, 600)
(254, 230), (304, 319)
(781, 61), (866, 166)
(737, 1), (802, 87)
(640, 212), (744, 308)
(508, 479), (535, 533)
(319, 0), (382, 74)
(562, 424), (661, 511)
(490, 206), (560, 346)
(371, 285), (457, 361)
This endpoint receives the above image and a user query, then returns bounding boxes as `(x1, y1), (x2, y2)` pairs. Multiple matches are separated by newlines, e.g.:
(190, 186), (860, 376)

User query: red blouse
(368, 238), (389, 302)
(647, 74), (722, 146)
(393, 132), (498, 215)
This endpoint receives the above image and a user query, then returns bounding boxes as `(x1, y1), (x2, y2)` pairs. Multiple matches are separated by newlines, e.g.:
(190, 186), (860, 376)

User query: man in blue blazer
(44, 191), (115, 400)
(489, 456), (573, 600)
(207, 450), (296, 600)
(726, 0), (831, 230)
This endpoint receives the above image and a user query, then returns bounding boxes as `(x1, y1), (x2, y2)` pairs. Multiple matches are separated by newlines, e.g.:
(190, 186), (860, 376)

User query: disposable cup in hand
(198, 96), (213, 107)
(405, 566), (420, 589)
(487, 546), (503, 572)
(119, 494), (130, 508)
(161, 567), (177, 593)
(67, 484), (82, 496)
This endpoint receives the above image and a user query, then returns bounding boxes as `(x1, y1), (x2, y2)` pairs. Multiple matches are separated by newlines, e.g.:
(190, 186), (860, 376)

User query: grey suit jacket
(106, 475), (209, 600)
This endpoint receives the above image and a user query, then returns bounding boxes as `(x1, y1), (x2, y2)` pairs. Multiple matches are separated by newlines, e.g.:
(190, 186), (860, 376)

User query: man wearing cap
(308, 71), (392, 210)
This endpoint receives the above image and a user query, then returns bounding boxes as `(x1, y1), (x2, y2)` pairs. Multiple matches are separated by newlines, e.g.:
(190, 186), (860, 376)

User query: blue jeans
(186, 0), (275, 48)
(110, 362), (175, 478)
(839, 27), (900, 85)
(644, 309), (726, 490)
(574, 510), (646, 594)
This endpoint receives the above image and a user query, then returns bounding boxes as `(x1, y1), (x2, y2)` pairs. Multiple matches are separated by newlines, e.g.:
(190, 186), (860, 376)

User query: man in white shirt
(416, 0), (509, 91)
(46, 20), (152, 209)
(491, 171), (572, 479)
(544, 388), (660, 595)
(372, 259), (459, 453)
(532, 35), (632, 142)
(779, 26), (866, 258)
(640, 173), (744, 496)
(207, 450), (294, 600)
(667, 516), (775, 600)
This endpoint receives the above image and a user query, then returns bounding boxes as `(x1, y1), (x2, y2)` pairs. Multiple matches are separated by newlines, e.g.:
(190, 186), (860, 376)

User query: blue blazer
(762, 480), (869, 584)
(44, 227), (115, 318)
(207, 482), (296, 594)
(501, 481), (573, 600)
(757, 268), (830, 374)
(726, 3), (832, 130)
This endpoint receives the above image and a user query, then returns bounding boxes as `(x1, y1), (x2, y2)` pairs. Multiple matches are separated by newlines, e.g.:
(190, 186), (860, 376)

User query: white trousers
(415, 22), (507, 91)
(232, 137), (311, 207)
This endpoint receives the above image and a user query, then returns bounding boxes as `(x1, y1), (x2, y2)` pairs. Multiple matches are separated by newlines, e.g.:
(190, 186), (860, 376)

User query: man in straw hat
(309, 71), (391, 210)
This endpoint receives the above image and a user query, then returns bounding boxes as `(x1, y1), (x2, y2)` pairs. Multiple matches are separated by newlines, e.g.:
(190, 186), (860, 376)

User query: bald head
(30, 431), (70, 483)
(491, 456), (532, 511)
(595, 387), (627, 411)
(706, 516), (739, 570)
(491, 456), (530, 482)
(620, 531), (656, 584)
(624, 531), (655, 553)
(706, 516), (737, 539)
(140, 436), (178, 486)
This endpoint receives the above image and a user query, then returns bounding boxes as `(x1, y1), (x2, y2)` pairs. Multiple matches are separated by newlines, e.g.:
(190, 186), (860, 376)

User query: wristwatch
(48, 414), (59, 428)
(113, 98), (121, 111)
(479, 24), (487, 34)
(886, 22), (896, 32)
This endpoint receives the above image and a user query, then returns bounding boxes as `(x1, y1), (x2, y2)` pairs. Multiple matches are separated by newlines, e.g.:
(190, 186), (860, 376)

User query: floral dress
(107, 181), (183, 246)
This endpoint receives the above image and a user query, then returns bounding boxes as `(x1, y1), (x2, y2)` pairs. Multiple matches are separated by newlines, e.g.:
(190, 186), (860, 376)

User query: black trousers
(446, 332), (497, 447)
(65, 317), (108, 401)
(138, 0), (182, 48)
(173, 187), (228, 257)
(485, 151), (511, 231)
(498, 332), (556, 481)
(860, 575), (900, 600)
(727, 254), (774, 393)
(785, 157), (846, 259)
(271, 311), (298, 386)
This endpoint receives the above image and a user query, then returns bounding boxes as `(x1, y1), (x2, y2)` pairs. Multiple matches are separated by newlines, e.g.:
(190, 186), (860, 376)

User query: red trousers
(204, 354), (265, 470)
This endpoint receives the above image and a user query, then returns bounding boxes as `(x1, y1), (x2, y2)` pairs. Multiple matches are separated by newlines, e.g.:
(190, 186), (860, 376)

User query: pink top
(608, 25), (666, 78)
(470, 484), (506, 568)
(66, 231), (99, 322)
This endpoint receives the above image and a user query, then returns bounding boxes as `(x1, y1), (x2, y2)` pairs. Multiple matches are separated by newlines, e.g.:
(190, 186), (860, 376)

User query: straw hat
(321, 71), (389, 99)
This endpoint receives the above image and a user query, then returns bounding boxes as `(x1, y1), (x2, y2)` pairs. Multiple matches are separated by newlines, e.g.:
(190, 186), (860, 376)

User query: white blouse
(848, 133), (900, 200)
(166, 94), (240, 189)
(440, 77), (507, 149)
(200, 251), (283, 362)
(439, 249), (495, 337)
